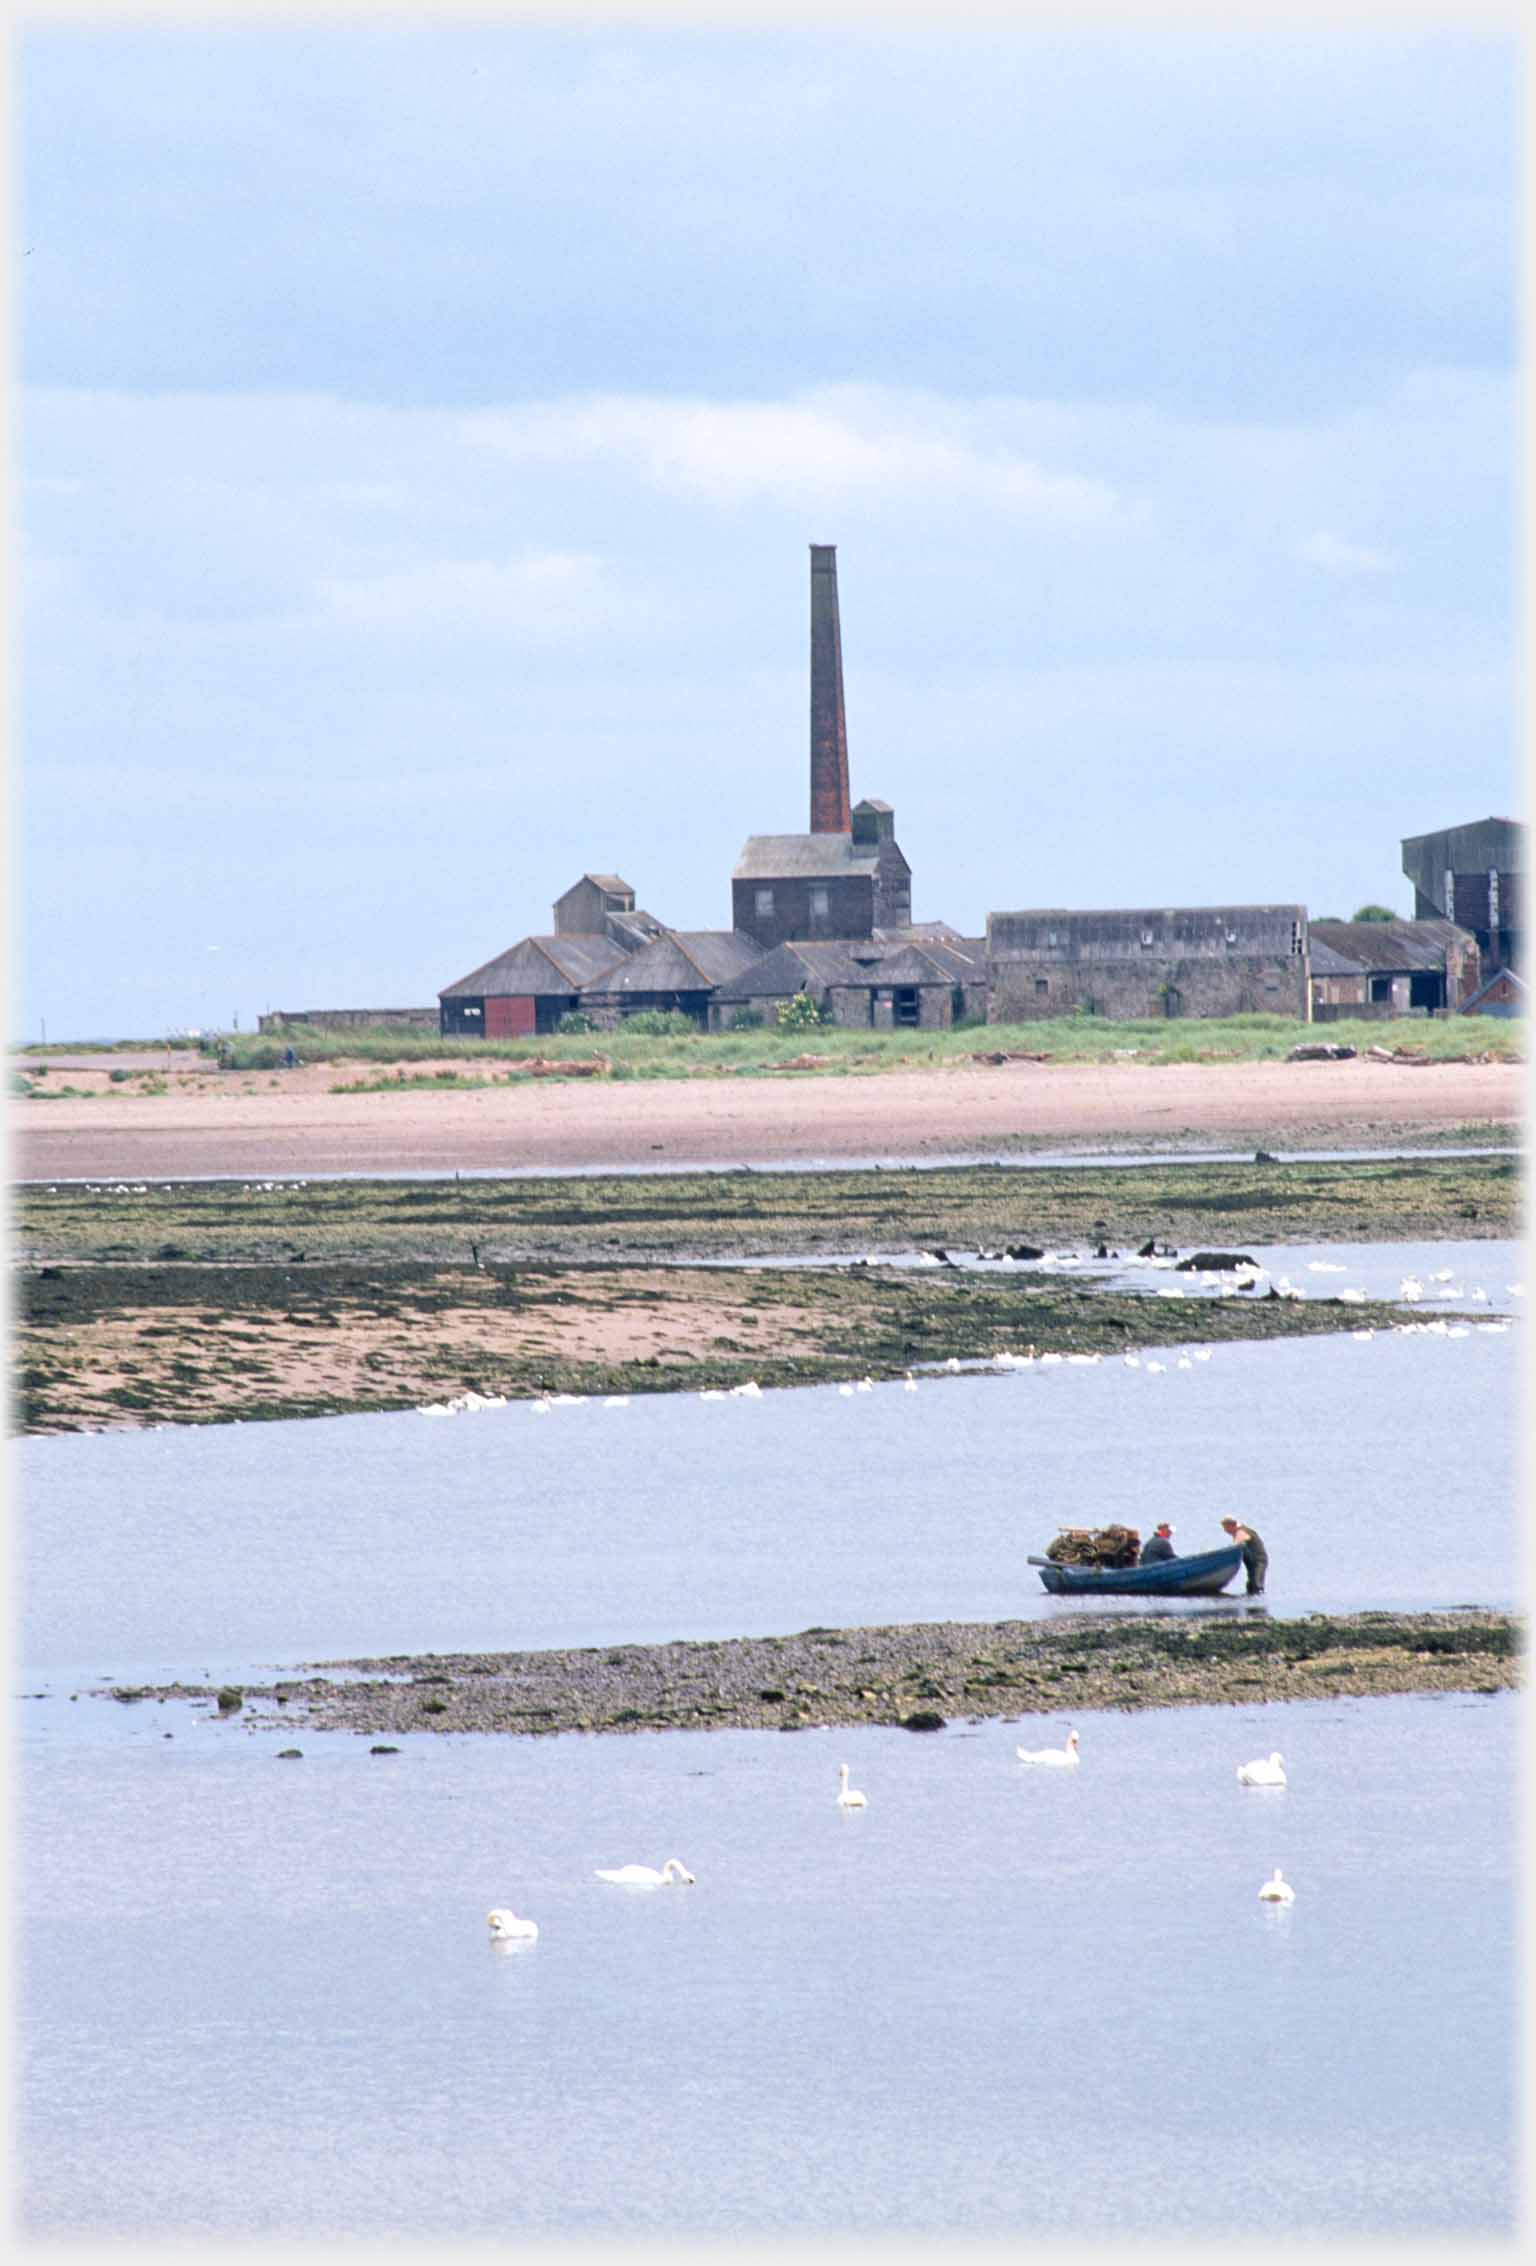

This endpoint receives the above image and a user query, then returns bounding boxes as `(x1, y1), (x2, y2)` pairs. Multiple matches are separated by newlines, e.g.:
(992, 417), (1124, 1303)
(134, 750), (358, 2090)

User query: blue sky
(17, 13), (1518, 1038)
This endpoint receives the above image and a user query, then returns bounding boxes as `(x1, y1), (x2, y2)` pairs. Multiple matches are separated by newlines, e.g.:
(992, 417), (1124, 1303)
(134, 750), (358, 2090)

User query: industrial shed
(1306, 918), (1480, 1017)
(579, 930), (765, 1028)
(438, 933), (628, 1039)
(1401, 816), (1523, 974)
(986, 906), (1310, 1022)
(709, 932), (985, 1031)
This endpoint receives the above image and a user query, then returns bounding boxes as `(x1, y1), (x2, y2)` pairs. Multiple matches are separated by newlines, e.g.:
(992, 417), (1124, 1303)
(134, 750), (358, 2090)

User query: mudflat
(13, 1054), (1524, 1180)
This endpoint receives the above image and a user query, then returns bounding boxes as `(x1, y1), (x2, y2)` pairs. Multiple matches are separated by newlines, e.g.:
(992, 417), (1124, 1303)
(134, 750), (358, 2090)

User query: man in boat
(1221, 1516), (1268, 1595)
(1139, 1522), (1177, 1564)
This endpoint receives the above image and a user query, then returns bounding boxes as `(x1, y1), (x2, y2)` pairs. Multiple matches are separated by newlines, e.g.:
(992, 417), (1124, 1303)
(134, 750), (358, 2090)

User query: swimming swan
(1017, 1729), (1080, 1767)
(836, 1763), (867, 1808)
(594, 1860), (695, 1886)
(1258, 1869), (1295, 1903)
(1238, 1752), (1287, 1787)
(487, 1908), (539, 1940)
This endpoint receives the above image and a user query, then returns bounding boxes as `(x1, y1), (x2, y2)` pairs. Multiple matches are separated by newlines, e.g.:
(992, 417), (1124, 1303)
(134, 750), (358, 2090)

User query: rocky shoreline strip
(112, 1610), (1520, 1740)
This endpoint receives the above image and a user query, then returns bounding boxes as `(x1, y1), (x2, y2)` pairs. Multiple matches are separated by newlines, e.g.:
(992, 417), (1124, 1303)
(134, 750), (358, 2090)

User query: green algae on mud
(112, 1610), (1521, 1740)
(15, 1256), (1426, 1433)
(13, 1151), (1516, 1267)
(12, 1153), (1517, 1433)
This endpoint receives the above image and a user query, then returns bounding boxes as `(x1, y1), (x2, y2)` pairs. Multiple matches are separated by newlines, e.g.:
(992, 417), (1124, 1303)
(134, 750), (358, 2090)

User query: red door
(485, 996), (536, 1038)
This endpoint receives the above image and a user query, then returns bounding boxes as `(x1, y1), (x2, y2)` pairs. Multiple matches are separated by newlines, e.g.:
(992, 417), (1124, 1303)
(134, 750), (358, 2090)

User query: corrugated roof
(582, 930), (764, 995)
(439, 933), (626, 998)
(714, 936), (967, 998)
(1307, 937), (1367, 977)
(1307, 918), (1471, 973)
(733, 834), (880, 880)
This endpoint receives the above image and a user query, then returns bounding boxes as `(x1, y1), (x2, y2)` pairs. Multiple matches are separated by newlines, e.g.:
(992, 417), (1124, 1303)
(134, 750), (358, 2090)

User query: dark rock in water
(1176, 1250), (1259, 1272)
(216, 1687), (243, 1713)
(900, 1711), (946, 1732)
(1137, 1238), (1178, 1259)
(1006, 1244), (1045, 1261)
(929, 1249), (953, 1264)
(276, 1748), (303, 1760)
(1254, 1149), (1279, 1164)
(370, 1744), (400, 1755)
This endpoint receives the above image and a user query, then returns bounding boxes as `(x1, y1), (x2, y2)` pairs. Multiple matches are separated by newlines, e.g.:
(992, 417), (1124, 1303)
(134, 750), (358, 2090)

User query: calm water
(15, 1234), (1523, 2239)
(17, 1691), (1516, 2240)
(17, 1241), (1520, 1688)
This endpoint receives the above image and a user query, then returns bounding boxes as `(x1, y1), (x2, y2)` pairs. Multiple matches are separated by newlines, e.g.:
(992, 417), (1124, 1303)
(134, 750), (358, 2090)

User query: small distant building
(1458, 966), (1525, 1018)
(1401, 816), (1523, 974)
(985, 906), (1310, 1022)
(710, 932), (987, 1031)
(732, 803), (912, 950)
(553, 873), (664, 950)
(1307, 918), (1480, 1018)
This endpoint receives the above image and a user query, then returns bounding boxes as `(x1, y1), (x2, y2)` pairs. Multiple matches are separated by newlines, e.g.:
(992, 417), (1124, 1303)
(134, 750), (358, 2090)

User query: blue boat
(1030, 1543), (1245, 1597)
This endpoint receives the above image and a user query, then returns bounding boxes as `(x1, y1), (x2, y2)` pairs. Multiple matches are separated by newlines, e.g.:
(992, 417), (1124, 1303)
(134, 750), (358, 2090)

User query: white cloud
(311, 550), (639, 640)
(459, 390), (1136, 527)
(1293, 528), (1399, 574)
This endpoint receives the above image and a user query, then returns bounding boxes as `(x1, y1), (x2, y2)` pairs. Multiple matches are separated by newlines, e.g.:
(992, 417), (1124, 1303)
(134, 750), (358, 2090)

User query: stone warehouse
(985, 906), (1310, 1022)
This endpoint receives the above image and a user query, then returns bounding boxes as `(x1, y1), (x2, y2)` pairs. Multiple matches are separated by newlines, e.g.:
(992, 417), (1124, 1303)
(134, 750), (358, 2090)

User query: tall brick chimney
(809, 543), (852, 835)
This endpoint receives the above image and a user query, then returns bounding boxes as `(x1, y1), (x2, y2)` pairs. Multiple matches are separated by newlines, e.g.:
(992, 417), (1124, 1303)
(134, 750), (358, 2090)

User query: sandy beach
(14, 1053), (1522, 1181)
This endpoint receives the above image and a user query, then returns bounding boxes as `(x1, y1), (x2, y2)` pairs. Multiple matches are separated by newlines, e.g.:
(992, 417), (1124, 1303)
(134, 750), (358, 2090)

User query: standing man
(1221, 1517), (1268, 1595)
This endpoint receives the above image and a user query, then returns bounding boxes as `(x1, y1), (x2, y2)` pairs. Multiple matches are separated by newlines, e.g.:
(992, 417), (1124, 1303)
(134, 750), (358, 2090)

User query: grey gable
(582, 930), (763, 996)
(440, 933), (625, 998)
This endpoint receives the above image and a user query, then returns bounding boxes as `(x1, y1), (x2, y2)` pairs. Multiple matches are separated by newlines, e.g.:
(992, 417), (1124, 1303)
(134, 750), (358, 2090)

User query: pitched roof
(439, 933), (627, 998)
(1307, 937), (1368, 977)
(1307, 918), (1472, 973)
(1459, 967), (1526, 1013)
(581, 930), (765, 995)
(733, 833), (880, 881)
(713, 936), (970, 999)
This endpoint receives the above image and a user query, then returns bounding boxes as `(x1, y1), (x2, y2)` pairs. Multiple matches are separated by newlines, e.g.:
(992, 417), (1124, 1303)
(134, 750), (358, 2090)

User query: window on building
(1140, 930), (1156, 949)
(1224, 928), (1238, 946)
(809, 886), (829, 921)
(1035, 977), (1049, 996)
(1291, 923), (1304, 956)
(755, 888), (775, 919)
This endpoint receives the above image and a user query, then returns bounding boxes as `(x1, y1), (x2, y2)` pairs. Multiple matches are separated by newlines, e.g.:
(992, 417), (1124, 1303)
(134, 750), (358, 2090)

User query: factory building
(1401, 817), (1523, 976)
(1307, 918), (1481, 1018)
(985, 905), (1310, 1023)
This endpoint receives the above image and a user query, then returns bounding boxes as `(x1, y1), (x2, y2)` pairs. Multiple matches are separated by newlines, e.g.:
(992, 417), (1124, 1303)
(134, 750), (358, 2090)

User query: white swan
(603, 1395), (631, 1408)
(836, 1763), (867, 1808)
(1017, 1728), (1080, 1767)
(1238, 1752), (1287, 1787)
(595, 1859), (695, 1887)
(902, 1371), (919, 1391)
(1258, 1868), (1295, 1903)
(487, 1907), (539, 1940)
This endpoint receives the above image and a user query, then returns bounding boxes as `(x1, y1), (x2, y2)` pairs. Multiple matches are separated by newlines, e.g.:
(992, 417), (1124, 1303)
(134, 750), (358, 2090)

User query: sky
(15, 8), (1519, 1039)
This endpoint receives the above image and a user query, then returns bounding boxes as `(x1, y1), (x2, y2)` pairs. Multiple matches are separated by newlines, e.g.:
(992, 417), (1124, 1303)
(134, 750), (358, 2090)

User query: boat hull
(1034, 1543), (1245, 1597)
